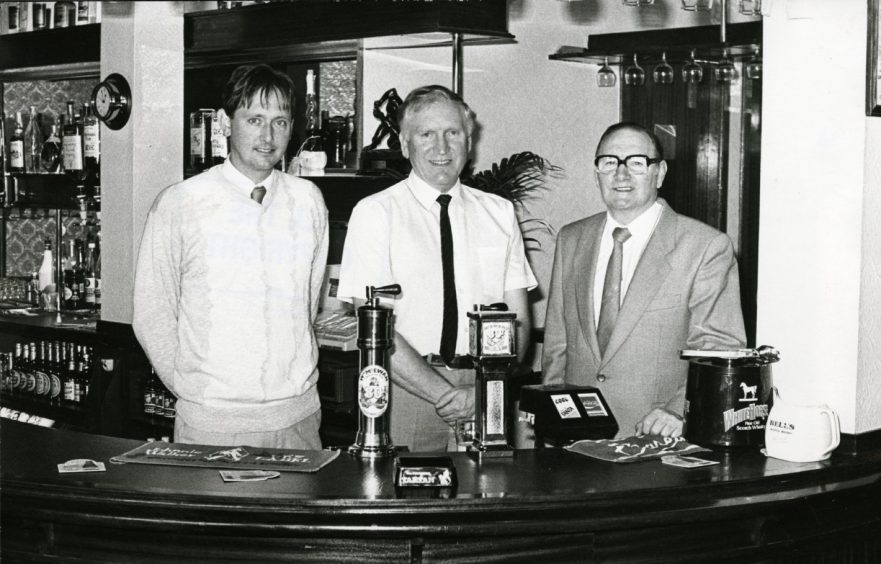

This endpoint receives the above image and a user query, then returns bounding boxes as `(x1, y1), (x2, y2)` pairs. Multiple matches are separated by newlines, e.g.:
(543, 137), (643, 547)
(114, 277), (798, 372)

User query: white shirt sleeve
(337, 199), (394, 302)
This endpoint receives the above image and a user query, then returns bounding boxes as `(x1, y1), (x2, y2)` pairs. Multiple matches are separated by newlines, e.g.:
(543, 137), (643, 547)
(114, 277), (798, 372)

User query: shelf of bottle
(2, 172), (100, 211)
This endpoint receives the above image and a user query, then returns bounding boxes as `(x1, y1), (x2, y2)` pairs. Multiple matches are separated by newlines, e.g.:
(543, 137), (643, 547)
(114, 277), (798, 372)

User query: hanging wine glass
(653, 52), (674, 85)
(597, 56), (617, 88)
(624, 54), (646, 86)
(681, 0), (714, 10)
(745, 45), (762, 80)
(681, 49), (703, 83)
(739, 0), (761, 16)
(623, 0), (654, 6)
(715, 48), (738, 83)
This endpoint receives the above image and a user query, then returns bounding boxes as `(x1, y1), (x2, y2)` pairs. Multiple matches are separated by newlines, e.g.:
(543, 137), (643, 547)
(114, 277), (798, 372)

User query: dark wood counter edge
(3, 423), (880, 532)
(4, 423), (881, 561)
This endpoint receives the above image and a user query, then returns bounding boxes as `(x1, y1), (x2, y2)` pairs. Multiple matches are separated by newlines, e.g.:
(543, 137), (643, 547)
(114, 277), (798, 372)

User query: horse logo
(739, 382), (758, 401)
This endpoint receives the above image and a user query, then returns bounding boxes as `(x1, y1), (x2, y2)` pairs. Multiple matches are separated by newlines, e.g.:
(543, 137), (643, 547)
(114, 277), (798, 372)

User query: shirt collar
(605, 200), (663, 239)
(406, 171), (463, 211)
(221, 159), (276, 199)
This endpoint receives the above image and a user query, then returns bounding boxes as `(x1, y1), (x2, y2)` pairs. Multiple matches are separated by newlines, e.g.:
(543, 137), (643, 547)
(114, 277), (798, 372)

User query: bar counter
(2, 421), (880, 562)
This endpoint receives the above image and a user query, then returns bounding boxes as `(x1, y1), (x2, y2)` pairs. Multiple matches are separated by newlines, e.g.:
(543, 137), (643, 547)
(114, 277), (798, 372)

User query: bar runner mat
(565, 435), (709, 463)
(110, 441), (340, 473)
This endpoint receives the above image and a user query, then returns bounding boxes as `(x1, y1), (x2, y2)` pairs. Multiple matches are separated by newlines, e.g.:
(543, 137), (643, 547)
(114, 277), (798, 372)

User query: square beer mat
(111, 441), (340, 473)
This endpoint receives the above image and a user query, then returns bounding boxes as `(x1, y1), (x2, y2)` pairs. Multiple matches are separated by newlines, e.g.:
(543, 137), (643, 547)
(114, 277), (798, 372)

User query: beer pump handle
(365, 284), (401, 304)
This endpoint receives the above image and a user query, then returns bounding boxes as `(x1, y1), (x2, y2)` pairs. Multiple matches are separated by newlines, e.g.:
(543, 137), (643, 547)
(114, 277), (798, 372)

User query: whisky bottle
(82, 101), (100, 183)
(93, 232), (102, 309)
(73, 239), (86, 309)
(62, 101), (84, 178)
(299, 69), (326, 175)
(8, 112), (25, 173)
(84, 240), (97, 308)
(210, 110), (227, 165)
(40, 124), (63, 173)
(24, 106), (43, 173)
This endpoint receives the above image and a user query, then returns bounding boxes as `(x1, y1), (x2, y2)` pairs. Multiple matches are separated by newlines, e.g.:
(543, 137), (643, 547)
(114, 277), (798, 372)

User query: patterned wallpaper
(321, 60), (357, 118)
(3, 79), (98, 277)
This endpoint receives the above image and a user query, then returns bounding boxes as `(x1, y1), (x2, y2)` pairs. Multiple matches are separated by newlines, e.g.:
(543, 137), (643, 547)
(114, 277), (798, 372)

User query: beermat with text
(565, 435), (710, 463)
(110, 441), (340, 473)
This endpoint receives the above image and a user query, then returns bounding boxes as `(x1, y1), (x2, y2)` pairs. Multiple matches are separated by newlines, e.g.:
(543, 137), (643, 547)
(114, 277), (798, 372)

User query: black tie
(251, 186), (266, 204)
(596, 227), (632, 356)
(437, 194), (458, 364)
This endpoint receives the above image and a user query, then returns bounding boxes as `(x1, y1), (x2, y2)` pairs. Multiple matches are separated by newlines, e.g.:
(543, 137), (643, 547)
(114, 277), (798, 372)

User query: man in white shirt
(338, 85), (537, 451)
(133, 64), (328, 449)
(542, 122), (746, 438)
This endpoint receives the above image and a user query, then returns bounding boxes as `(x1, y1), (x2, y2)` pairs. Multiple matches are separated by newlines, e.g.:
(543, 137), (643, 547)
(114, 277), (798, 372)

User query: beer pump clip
(348, 284), (400, 459)
(466, 303), (517, 458)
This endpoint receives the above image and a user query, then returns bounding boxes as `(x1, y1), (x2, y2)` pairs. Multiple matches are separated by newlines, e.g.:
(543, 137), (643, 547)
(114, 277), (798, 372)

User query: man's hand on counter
(635, 408), (683, 438)
(435, 386), (475, 424)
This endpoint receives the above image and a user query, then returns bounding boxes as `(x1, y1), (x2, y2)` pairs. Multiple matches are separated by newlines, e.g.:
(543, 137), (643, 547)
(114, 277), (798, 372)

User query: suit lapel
(600, 202), (677, 367)
(575, 217), (604, 364)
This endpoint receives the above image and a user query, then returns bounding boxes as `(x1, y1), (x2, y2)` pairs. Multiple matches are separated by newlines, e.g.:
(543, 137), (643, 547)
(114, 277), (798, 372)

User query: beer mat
(564, 435), (710, 463)
(110, 442), (340, 473)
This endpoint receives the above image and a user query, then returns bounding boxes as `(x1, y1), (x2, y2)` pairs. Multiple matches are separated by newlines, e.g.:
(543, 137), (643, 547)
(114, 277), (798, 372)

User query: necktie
(596, 227), (632, 356)
(250, 186), (266, 204)
(437, 194), (458, 364)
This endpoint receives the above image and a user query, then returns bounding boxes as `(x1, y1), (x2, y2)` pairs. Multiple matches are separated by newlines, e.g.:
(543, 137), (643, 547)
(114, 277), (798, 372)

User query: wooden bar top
(3, 421), (880, 562)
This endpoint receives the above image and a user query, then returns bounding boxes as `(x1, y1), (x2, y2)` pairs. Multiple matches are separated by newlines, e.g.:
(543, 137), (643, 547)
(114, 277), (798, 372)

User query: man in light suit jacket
(542, 122), (746, 438)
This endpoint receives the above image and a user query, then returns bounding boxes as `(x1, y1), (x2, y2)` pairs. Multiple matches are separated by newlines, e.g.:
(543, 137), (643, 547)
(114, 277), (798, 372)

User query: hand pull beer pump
(348, 284), (401, 459)
(467, 303), (517, 458)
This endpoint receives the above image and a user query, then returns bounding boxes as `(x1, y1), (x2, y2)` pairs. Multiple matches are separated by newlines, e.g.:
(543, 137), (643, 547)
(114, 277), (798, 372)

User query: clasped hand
(635, 408), (683, 438)
(435, 385), (474, 424)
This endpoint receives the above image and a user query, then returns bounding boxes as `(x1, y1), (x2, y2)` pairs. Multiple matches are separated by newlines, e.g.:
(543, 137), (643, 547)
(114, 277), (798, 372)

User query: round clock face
(91, 73), (131, 130)
(94, 85), (113, 118)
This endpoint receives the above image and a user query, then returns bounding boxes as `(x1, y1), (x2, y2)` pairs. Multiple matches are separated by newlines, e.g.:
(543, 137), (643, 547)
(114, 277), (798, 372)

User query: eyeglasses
(594, 154), (662, 175)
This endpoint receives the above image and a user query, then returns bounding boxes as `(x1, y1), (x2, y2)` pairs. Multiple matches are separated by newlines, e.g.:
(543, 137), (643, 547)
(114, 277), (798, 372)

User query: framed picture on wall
(868, 0), (881, 116)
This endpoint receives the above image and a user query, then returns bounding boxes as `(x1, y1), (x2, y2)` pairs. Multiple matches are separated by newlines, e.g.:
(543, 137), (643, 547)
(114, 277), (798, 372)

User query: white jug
(764, 388), (840, 462)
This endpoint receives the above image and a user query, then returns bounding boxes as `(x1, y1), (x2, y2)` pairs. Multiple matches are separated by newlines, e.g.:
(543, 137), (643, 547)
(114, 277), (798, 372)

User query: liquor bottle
(144, 368), (157, 415)
(33, 341), (50, 399)
(54, 0), (76, 28)
(210, 110), (227, 165)
(62, 101), (84, 179)
(7, 344), (23, 397)
(84, 240), (97, 308)
(8, 112), (25, 173)
(24, 106), (44, 173)
(73, 239), (86, 309)
(82, 101), (100, 183)
(189, 109), (211, 171)
(38, 238), (54, 298)
(49, 341), (62, 406)
(40, 124), (63, 173)
(299, 69), (326, 175)
(24, 343), (37, 396)
(64, 346), (76, 403)
(93, 231), (101, 309)
(62, 238), (76, 309)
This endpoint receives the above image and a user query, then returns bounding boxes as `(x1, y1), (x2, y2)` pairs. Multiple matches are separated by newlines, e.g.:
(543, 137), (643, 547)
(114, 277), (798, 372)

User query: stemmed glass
(682, 49), (703, 83)
(745, 46), (762, 80)
(597, 57), (617, 88)
(715, 48), (738, 83)
(653, 52), (674, 85)
(624, 54), (645, 86)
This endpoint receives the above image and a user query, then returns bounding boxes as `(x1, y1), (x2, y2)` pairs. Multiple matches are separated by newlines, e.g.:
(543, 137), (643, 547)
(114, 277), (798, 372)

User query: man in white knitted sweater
(133, 64), (328, 449)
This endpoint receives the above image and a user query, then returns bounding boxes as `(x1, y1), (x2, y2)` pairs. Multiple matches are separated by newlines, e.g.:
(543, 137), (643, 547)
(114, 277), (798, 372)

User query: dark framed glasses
(594, 154), (662, 175)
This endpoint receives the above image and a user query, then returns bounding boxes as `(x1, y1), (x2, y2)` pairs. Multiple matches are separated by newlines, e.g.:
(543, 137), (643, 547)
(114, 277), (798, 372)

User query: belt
(423, 353), (474, 370)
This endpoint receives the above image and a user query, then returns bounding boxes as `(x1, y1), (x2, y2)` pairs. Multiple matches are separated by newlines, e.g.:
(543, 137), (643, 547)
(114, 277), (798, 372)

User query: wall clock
(91, 73), (132, 130)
